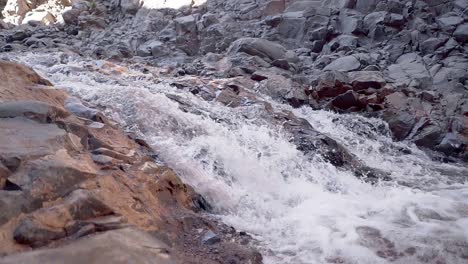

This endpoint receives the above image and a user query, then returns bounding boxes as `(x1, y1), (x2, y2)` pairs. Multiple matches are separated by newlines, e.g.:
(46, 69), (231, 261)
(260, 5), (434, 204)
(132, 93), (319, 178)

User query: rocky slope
(1, 0), (467, 162)
(0, 60), (261, 263)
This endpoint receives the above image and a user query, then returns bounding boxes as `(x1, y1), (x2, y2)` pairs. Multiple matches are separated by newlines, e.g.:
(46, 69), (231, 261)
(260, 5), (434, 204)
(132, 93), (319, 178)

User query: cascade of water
(8, 52), (468, 264)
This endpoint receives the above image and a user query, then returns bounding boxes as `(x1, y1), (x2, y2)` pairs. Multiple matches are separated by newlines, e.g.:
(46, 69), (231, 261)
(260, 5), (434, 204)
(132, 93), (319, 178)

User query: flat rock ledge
(0, 60), (262, 264)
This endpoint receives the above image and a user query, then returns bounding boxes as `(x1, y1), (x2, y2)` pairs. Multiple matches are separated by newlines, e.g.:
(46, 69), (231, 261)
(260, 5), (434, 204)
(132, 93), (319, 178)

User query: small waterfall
(8, 52), (468, 264)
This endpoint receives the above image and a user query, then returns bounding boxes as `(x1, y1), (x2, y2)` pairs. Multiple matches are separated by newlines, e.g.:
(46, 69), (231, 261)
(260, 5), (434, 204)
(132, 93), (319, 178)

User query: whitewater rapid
(6, 52), (468, 264)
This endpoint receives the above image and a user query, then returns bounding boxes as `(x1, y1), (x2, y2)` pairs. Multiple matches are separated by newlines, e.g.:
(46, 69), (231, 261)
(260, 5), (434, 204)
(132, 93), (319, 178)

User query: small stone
(202, 230), (221, 245)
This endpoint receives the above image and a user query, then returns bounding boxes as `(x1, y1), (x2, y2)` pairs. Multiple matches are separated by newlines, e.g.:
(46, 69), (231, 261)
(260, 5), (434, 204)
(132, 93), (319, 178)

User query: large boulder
(386, 53), (432, 89)
(348, 71), (386, 90)
(228, 38), (287, 62)
(312, 70), (351, 98)
(453, 23), (468, 43)
(323, 55), (361, 72)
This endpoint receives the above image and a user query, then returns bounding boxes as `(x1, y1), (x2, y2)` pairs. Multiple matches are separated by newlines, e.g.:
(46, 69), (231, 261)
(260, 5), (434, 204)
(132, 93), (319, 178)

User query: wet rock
(436, 133), (466, 156)
(313, 70), (352, 99)
(382, 92), (417, 140)
(331, 90), (361, 110)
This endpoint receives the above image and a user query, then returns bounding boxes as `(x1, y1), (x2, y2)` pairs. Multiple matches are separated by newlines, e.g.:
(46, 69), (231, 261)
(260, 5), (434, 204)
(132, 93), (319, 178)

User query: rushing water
(6, 52), (468, 264)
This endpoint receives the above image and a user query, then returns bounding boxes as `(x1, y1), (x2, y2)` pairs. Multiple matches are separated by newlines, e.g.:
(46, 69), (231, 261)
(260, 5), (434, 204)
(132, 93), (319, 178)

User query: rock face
(1, 1), (465, 161)
(0, 61), (262, 263)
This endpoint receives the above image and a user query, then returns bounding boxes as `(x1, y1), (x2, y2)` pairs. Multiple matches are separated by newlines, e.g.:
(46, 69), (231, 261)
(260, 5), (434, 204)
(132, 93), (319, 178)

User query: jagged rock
(13, 189), (114, 246)
(453, 23), (468, 43)
(5, 30), (32, 42)
(277, 12), (306, 40)
(257, 73), (307, 104)
(327, 35), (359, 51)
(384, 13), (405, 28)
(136, 40), (166, 57)
(339, 10), (366, 34)
(13, 217), (67, 247)
(313, 70), (351, 98)
(228, 38), (287, 62)
(331, 90), (360, 110)
(355, 0), (379, 13)
(420, 37), (448, 54)
(0, 191), (32, 225)
(202, 230), (221, 245)
(324, 55), (361, 72)
(348, 71), (386, 90)
(382, 92), (417, 140)
(436, 133), (466, 156)
(386, 53), (431, 89)
(0, 118), (72, 162)
(437, 15), (464, 32)
(62, 8), (82, 25)
(262, 0), (286, 17)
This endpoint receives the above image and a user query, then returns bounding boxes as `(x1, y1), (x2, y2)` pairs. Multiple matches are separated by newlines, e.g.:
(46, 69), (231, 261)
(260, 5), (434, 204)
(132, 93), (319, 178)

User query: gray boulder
(386, 53), (432, 89)
(324, 55), (361, 72)
(420, 37), (448, 54)
(453, 23), (468, 43)
(228, 38), (287, 62)
(436, 15), (464, 32)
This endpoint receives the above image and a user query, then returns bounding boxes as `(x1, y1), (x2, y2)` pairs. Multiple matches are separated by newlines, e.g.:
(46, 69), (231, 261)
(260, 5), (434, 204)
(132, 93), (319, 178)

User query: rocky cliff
(0, 60), (261, 263)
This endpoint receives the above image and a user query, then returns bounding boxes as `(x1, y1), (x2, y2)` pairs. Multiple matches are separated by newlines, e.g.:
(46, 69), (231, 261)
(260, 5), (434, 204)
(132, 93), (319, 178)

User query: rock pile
(0, 60), (262, 264)
(0, 1), (466, 157)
